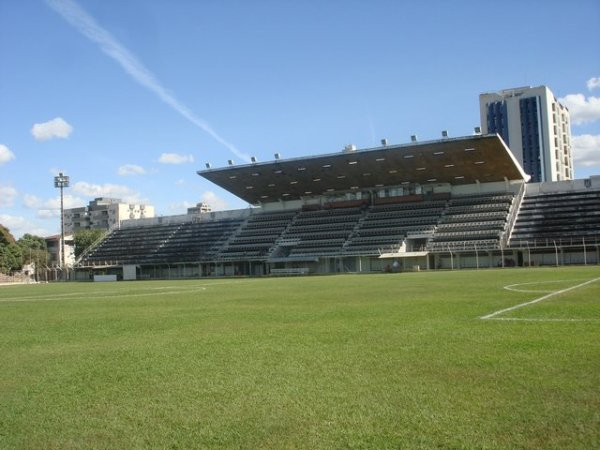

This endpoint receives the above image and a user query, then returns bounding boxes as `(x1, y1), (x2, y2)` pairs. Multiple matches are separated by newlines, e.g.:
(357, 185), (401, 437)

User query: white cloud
(587, 77), (600, 91)
(45, 0), (250, 162)
(0, 144), (16, 165)
(572, 134), (600, 168)
(0, 185), (18, 207)
(23, 194), (43, 209)
(23, 193), (84, 211)
(23, 193), (86, 219)
(36, 209), (60, 219)
(118, 164), (147, 176)
(0, 214), (51, 239)
(44, 193), (86, 210)
(31, 117), (73, 141)
(559, 94), (600, 125)
(0, 214), (27, 232)
(73, 181), (143, 203)
(158, 153), (194, 164)
(200, 191), (228, 211)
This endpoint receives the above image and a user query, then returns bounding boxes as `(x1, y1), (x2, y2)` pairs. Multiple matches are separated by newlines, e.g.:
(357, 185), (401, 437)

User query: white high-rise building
(64, 197), (155, 233)
(479, 85), (573, 182)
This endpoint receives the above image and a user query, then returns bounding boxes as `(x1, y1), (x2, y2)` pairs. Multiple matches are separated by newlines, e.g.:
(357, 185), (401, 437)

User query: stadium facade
(480, 85), (573, 183)
(73, 133), (600, 280)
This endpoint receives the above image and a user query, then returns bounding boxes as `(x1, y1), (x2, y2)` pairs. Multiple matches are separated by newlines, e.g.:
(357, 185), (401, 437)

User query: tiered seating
(80, 218), (244, 265)
(156, 220), (244, 262)
(427, 193), (514, 251)
(277, 207), (363, 258)
(79, 191), (554, 267)
(216, 210), (297, 260)
(509, 189), (600, 246)
(82, 223), (181, 265)
(344, 200), (446, 255)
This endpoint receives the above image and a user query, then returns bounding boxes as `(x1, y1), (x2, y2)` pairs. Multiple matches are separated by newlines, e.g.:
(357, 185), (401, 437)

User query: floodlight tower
(54, 172), (70, 271)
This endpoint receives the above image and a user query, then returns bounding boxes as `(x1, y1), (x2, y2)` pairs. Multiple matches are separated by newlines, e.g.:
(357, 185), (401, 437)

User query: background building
(64, 198), (155, 234)
(479, 86), (573, 182)
(45, 234), (75, 267)
(187, 202), (212, 216)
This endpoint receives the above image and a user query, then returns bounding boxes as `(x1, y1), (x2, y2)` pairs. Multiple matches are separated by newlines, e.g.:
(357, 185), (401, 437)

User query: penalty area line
(480, 276), (600, 321)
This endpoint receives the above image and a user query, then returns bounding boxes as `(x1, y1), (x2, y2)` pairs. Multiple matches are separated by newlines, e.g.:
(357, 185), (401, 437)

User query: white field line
(480, 277), (600, 321)
(486, 317), (600, 322)
(0, 279), (265, 303)
(0, 287), (207, 303)
(0, 280), (255, 303)
(503, 279), (584, 294)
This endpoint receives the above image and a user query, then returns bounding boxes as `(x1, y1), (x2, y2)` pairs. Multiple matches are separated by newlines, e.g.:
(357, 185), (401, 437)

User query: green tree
(0, 242), (23, 274)
(0, 224), (16, 246)
(18, 234), (50, 269)
(0, 224), (22, 274)
(74, 229), (105, 258)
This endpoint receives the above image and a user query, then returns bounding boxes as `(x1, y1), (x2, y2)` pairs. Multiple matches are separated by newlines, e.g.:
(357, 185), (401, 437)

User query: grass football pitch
(1, 267), (599, 449)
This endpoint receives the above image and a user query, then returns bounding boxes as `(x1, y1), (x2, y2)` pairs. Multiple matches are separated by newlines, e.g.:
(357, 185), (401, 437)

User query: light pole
(54, 172), (70, 273)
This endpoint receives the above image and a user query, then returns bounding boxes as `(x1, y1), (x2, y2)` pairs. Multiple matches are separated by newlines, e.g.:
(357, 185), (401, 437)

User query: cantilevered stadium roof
(198, 134), (527, 205)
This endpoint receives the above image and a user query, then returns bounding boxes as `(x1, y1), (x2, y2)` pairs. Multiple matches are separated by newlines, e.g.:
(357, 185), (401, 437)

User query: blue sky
(1, 0), (599, 238)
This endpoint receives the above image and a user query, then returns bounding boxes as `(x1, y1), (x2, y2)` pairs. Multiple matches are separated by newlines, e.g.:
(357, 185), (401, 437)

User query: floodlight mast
(54, 172), (70, 273)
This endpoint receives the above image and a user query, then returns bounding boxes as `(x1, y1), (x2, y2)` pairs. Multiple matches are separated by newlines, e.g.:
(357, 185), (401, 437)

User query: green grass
(1, 267), (599, 449)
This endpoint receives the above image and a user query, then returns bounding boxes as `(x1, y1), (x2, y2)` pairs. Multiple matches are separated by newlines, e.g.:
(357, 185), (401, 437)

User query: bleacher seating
(343, 199), (445, 255)
(217, 210), (297, 260)
(509, 189), (600, 247)
(79, 191), (528, 268)
(272, 207), (364, 259)
(80, 218), (245, 266)
(426, 193), (514, 251)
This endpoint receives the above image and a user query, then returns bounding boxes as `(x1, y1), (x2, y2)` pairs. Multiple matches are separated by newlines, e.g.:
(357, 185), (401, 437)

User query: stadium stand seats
(80, 192), (521, 267)
(217, 210), (297, 260)
(426, 193), (515, 251)
(509, 189), (600, 247)
(78, 184), (600, 274)
(271, 207), (363, 259)
(343, 198), (445, 255)
(80, 218), (245, 266)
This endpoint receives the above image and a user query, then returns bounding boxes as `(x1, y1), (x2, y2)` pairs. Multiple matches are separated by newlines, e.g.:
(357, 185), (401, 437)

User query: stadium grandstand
(74, 134), (600, 280)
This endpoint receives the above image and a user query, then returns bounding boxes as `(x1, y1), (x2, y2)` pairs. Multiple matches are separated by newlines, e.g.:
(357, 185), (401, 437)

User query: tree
(18, 234), (49, 269)
(0, 242), (22, 274)
(0, 224), (16, 246)
(0, 224), (22, 274)
(74, 229), (105, 258)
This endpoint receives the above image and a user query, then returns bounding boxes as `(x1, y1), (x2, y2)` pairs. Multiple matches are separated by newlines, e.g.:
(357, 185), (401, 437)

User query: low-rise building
(45, 234), (75, 267)
(64, 198), (155, 233)
(187, 202), (212, 216)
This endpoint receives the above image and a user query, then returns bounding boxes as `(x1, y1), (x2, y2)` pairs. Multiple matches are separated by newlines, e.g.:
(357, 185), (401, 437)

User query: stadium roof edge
(198, 134), (527, 204)
(200, 134), (497, 172)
